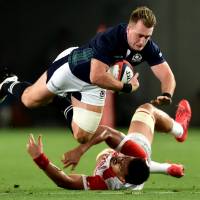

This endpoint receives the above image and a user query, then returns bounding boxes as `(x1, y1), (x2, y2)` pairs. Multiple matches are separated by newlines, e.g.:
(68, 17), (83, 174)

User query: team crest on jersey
(132, 53), (142, 62)
(100, 90), (106, 99)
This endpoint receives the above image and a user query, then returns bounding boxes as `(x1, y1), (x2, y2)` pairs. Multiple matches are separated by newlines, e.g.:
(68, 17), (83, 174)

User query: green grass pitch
(0, 127), (199, 200)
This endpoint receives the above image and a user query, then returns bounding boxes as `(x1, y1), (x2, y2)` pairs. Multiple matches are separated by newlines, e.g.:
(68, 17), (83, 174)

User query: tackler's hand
(61, 147), (83, 170)
(27, 134), (43, 159)
(151, 93), (172, 106)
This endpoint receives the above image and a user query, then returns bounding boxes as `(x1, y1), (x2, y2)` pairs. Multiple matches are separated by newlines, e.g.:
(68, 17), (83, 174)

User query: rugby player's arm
(27, 134), (84, 189)
(44, 163), (108, 190)
(90, 58), (124, 91)
(62, 126), (125, 168)
(151, 61), (176, 96)
(43, 163), (85, 189)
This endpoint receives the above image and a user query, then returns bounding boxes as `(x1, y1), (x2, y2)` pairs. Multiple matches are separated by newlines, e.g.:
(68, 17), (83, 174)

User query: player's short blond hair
(129, 6), (157, 28)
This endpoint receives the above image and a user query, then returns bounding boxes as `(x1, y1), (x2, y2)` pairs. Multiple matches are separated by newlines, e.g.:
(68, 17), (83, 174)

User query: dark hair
(125, 158), (150, 185)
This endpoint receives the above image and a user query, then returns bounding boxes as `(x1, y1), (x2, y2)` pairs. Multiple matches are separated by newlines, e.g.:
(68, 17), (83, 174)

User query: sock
(51, 96), (71, 112)
(149, 161), (170, 174)
(2, 81), (31, 102)
(117, 139), (147, 159)
(63, 105), (73, 132)
(170, 120), (183, 137)
(51, 96), (73, 132)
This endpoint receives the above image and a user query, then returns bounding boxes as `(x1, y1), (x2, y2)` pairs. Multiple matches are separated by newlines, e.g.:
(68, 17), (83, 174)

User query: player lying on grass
(61, 99), (191, 169)
(27, 99), (191, 190)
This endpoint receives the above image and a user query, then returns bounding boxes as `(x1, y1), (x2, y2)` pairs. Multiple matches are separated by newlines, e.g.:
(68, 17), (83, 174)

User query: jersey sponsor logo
(132, 53), (142, 62)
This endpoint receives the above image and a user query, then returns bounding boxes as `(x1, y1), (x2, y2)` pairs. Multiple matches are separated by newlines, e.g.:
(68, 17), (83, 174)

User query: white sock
(150, 161), (170, 174)
(170, 120), (183, 137)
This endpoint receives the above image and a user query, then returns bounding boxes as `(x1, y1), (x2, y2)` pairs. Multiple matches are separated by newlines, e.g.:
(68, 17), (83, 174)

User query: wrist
(162, 92), (172, 98)
(121, 83), (132, 93)
(34, 153), (49, 170)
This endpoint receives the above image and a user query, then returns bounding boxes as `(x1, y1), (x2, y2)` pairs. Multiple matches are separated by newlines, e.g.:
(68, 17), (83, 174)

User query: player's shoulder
(142, 39), (165, 65)
(107, 23), (127, 34)
(145, 39), (160, 51)
(142, 39), (162, 56)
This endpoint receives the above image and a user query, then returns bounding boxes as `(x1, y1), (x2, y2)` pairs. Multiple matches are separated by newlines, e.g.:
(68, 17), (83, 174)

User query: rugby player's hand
(151, 95), (172, 106)
(61, 147), (83, 170)
(27, 134), (43, 159)
(129, 72), (140, 92)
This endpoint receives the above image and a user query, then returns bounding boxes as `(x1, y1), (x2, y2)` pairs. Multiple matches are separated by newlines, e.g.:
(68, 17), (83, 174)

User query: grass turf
(0, 127), (199, 200)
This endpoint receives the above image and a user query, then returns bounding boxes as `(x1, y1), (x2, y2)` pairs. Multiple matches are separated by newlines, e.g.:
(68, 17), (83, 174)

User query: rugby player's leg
(115, 103), (155, 159)
(150, 160), (184, 178)
(50, 94), (103, 143)
(21, 71), (55, 108)
(51, 95), (73, 131)
(111, 102), (186, 160)
(71, 96), (103, 144)
(128, 103), (185, 177)
(128, 103), (155, 144)
(153, 104), (190, 141)
(127, 102), (189, 142)
(0, 69), (55, 108)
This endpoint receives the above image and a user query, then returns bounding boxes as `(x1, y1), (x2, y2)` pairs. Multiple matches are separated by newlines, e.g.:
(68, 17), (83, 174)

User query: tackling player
(1, 6), (175, 144)
(27, 99), (191, 190)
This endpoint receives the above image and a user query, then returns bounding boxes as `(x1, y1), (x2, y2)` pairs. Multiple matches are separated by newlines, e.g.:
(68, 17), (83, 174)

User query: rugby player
(1, 6), (175, 144)
(27, 99), (191, 190)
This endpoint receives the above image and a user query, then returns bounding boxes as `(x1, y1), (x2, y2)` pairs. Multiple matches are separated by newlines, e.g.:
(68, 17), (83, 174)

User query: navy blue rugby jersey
(66, 23), (165, 83)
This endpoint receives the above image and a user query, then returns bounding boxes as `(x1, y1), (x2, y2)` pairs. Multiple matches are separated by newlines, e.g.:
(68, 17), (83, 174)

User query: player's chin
(132, 45), (144, 51)
(137, 46), (144, 51)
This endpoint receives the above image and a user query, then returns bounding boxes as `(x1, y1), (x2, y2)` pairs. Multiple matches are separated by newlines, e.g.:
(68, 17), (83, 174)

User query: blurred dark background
(0, 0), (199, 128)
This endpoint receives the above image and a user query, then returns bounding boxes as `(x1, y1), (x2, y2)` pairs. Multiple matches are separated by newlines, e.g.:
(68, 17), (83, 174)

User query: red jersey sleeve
(83, 175), (108, 190)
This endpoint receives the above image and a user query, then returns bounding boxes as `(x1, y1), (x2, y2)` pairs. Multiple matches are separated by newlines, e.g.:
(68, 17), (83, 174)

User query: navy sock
(2, 81), (31, 102)
(51, 96), (73, 132)
(51, 96), (72, 112)
(63, 105), (73, 133)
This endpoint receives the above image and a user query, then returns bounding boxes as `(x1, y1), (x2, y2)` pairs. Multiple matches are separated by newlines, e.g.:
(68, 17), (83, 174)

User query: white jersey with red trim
(82, 149), (143, 190)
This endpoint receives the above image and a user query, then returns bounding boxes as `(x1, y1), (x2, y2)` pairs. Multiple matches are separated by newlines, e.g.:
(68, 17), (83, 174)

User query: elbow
(171, 70), (176, 86)
(56, 181), (74, 190)
(56, 181), (68, 189)
(90, 70), (105, 85)
(170, 73), (176, 93)
(56, 182), (81, 190)
(90, 74), (100, 85)
(173, 76), (176, 88)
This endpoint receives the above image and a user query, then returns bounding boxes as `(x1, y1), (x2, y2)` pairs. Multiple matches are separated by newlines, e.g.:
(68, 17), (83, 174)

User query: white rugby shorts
(46, 47), (106, 106)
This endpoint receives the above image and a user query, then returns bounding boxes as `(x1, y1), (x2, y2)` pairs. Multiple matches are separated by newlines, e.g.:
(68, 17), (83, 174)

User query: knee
(73, 129), (92, 144)
(21, 94), (36, 109)
(21, 90), (51, 109)
(139, 103), (154, 112)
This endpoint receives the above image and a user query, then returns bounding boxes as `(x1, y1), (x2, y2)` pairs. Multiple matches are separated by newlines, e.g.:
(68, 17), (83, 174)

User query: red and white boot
(175, 99), (192, 142)
(167, 164), (184, 178)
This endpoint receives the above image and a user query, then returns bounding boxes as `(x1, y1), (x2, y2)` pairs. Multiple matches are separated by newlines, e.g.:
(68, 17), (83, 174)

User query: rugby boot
(175, 99), (192, 142)
(167, 164), (184, 178)
(0, 67), (18, 103)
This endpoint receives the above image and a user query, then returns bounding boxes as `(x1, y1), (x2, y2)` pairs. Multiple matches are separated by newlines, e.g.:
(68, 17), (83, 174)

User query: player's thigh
(128, 104), (155, 144)
(71, 96), (104, 143)
(22, 71), (55, 108)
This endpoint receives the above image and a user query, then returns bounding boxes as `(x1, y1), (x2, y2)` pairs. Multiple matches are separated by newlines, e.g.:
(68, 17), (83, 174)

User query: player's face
(127, 20), (154, 51)
(111, 155), (134, 182)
